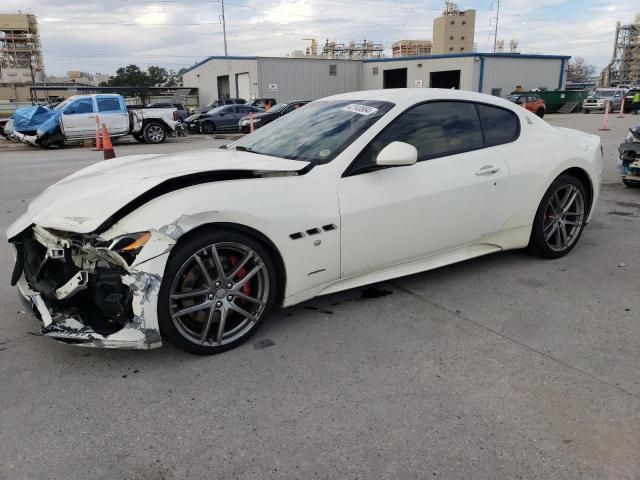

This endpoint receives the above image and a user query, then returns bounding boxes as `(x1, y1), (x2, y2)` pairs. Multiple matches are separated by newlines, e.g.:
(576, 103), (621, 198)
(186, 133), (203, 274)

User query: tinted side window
(352, 101), (483, 172)
(477, 104), (519, 147)
(66, 98), (94, 114)
(97, 97), (121, 112)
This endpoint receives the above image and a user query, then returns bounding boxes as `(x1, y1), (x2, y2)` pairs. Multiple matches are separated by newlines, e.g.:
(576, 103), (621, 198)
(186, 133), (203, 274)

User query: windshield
(264, 103), (287, 114)
(206, 106), (226, 115)
(231, 100), (394, 164)
(596, 89), (616, 98)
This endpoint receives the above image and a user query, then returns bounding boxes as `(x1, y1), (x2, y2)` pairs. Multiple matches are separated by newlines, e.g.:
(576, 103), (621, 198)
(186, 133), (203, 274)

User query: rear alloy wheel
(536, 108), (545, 118)
(529, 175), (587, 258)
(158, 230), (276, 354)
(143, 122), (167, 144)
(201, 121), (215, 134)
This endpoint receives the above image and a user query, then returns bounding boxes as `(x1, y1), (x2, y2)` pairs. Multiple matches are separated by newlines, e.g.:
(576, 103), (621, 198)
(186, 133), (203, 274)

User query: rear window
(477, 104), (520, 147)
(97, 97), (121, 112)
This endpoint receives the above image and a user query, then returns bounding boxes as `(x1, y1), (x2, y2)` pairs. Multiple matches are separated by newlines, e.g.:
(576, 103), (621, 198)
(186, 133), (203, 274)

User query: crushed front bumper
(10, 227), (173, 350)
(17, 278), (161, 349)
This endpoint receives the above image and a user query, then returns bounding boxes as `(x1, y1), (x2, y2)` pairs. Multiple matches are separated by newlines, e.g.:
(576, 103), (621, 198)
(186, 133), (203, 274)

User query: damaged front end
(10, 225), (173, 349)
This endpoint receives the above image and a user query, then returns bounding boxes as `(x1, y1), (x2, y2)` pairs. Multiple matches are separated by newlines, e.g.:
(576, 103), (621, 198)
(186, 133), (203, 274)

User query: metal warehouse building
(182, 53), (569, 107)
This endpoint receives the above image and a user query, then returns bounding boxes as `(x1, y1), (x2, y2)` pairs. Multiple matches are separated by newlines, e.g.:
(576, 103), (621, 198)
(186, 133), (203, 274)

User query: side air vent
(322, 224), (337, 231)
(289, 232), (305, 240)
(305, 228), (321, 236)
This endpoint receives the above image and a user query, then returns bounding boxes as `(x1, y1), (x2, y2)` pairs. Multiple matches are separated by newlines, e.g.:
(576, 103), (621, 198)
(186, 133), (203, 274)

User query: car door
(338, 101), (509, 277)
(60, 97), (96, 137)
(232, 106), (255, 129)
(96, 96), (128, 135)
(217, 106), (237, 129)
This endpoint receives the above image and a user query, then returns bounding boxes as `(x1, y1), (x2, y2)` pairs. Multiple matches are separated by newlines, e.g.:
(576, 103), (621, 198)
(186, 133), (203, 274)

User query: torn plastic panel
(13, 225), (174, 349)
(11, 105), (64, 148)
(12, 105), (60, 135)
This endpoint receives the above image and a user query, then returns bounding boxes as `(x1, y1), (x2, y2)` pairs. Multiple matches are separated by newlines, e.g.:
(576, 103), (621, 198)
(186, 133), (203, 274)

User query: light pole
(491, 0), (500, 53)
(220, 0), (228, 56)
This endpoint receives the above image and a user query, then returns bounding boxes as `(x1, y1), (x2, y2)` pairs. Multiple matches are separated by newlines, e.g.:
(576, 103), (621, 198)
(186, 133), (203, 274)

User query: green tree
(106, 64), (151, 86)
(104, 65), (190, 87)
(164, 67), (187, 87)
(147, 66), (169, 86)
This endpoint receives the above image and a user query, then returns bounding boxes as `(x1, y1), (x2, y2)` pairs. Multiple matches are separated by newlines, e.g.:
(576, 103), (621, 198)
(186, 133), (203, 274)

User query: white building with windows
(182, 53), (569, 107)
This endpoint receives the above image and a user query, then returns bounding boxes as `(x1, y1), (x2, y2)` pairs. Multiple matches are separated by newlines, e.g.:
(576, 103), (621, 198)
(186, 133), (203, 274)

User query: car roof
(324, 88), (520, 111)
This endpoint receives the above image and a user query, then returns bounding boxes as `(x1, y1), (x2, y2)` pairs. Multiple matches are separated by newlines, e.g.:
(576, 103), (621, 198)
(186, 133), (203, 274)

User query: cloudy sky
(3, 0), (638, 76)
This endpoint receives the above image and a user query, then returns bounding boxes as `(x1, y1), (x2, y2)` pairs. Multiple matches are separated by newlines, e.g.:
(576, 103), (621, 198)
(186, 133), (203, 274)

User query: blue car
(186, 104), (263, 134)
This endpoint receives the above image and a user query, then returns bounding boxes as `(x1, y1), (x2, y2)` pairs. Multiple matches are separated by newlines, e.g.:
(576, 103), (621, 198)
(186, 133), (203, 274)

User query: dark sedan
(238, 101), (310, 133)
(185, 104), (263, 134)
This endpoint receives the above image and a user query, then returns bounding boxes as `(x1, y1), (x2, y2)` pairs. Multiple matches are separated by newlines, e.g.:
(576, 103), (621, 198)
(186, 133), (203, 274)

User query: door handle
(475, 165), (500, 176)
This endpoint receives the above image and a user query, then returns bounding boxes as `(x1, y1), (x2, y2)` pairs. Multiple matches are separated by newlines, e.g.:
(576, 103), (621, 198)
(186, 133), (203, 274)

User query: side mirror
(375, 141), (418, 167)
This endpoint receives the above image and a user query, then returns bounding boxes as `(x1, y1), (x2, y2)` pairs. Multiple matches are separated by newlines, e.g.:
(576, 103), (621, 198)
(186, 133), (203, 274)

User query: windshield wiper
(234, 145), (261, 154)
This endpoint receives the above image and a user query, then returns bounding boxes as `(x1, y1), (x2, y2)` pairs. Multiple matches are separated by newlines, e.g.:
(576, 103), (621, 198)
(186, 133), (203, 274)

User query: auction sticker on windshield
(342, 104), (379, 116)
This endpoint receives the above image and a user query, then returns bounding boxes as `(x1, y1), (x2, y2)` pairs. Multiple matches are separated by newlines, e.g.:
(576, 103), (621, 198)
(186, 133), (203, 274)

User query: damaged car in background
(7, 89), (602, 354)
(9, 94), (183, 147)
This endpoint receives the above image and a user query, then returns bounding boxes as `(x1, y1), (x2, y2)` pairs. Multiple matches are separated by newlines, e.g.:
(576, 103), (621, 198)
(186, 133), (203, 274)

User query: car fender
(100, 173), (342, 301)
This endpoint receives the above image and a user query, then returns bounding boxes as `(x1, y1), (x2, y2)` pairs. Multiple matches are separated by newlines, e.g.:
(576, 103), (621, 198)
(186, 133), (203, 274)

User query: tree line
(100, 64), (192, 87)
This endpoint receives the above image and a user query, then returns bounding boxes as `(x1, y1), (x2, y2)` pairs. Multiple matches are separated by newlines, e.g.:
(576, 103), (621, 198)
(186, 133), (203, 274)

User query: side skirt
(282, 226), (531, 307)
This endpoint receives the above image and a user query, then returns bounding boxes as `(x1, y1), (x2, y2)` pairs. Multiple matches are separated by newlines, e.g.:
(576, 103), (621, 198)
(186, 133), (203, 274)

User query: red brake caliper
(229, 256), (251, 299)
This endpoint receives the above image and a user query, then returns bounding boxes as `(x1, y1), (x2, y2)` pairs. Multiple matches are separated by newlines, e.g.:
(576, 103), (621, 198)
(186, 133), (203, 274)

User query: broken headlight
(109, 232), (151, 265)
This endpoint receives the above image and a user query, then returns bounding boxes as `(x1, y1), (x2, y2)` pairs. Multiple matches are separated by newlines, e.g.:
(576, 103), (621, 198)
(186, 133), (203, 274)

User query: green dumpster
(529, 91), (590, 113)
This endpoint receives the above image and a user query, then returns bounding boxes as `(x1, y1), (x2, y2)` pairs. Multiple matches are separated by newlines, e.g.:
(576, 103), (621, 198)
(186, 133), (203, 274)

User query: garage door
(236, 73), (251, 100)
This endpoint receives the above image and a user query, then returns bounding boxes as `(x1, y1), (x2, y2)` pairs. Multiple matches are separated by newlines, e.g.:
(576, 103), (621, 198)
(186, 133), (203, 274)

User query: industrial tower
(601, 15), (640, 87)
(0, 13), (45, 83)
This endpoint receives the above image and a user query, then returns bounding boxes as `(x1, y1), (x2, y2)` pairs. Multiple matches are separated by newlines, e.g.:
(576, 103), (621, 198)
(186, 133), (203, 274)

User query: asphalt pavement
(0, 116), (639, 479)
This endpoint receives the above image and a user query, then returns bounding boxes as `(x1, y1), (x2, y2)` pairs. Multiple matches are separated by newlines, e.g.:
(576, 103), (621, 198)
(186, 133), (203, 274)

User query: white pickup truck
(12, 94), (183, 147)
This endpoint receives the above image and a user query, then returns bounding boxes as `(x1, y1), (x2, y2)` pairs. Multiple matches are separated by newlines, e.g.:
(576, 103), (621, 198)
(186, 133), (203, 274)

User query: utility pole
(490, 0), (500, 53)
(220, 0), (228, 56)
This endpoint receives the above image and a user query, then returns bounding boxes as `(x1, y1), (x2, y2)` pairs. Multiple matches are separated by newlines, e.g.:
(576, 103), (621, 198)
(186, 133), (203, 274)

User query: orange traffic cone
(102, 124), (116, 160)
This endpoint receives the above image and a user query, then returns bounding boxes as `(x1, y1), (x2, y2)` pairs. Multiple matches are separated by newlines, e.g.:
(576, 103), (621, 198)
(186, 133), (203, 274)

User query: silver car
(582, 88), (627, 113)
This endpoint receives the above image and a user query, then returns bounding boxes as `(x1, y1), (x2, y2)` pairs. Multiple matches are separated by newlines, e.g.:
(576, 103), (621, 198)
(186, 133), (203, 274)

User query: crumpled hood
(7, 148), (309, 238)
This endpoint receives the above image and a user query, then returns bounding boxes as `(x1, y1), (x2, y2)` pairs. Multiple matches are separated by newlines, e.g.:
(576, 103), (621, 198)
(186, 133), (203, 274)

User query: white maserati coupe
(7, 89), (602, 354)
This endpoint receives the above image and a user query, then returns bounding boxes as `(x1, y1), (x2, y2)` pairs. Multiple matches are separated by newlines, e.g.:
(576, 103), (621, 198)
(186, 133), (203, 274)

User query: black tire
(158, 228), (277, 355)
(583, 109), (590, 114)
(142, 121), (167, 144)
(201, 121), (216, 134)
(623, 178), (640, 188)
(536, 108), (545, 118)
(528, 174), (588, 259)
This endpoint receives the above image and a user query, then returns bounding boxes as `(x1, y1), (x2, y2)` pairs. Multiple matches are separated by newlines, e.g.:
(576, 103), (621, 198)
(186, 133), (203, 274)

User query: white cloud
(2, 0), (637, 75)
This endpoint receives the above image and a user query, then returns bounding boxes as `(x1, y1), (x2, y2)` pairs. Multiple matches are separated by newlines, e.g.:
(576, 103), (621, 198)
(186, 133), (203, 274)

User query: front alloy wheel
(159, 230), (276, 354)
(529, 175), (587, 258)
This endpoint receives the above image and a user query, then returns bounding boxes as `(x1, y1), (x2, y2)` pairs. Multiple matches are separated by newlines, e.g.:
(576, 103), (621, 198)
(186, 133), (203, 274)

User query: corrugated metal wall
(480, 57), (564, 96)
(361, 57), (477, 91)
(182, 55), (567, 106)
(257, 58), (361, 102)
(182, 58), (259, 107)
